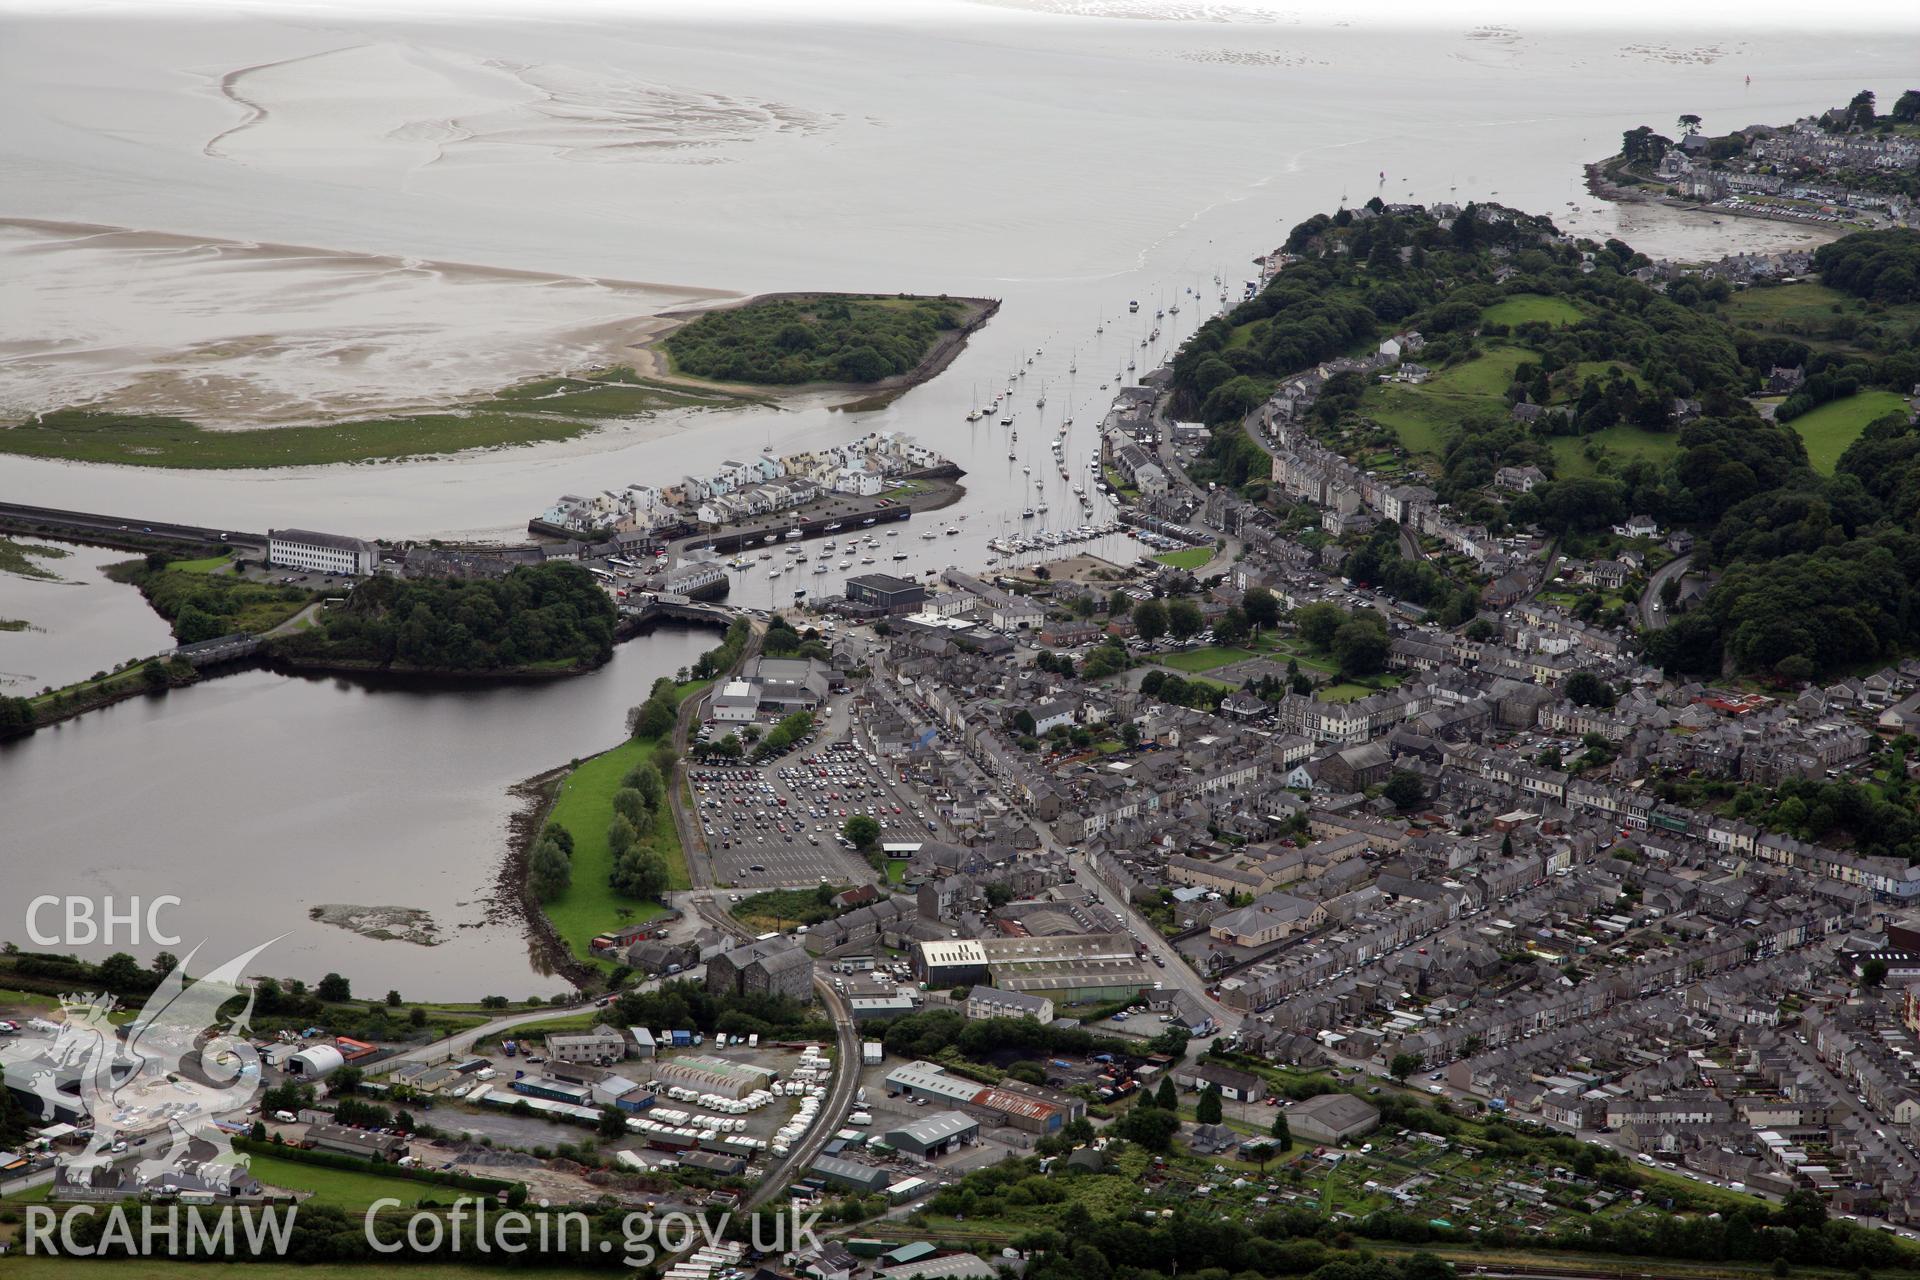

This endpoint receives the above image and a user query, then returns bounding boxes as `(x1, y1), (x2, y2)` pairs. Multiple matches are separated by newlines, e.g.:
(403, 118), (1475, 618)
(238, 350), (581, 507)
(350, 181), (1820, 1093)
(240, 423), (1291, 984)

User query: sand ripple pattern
(967, 0), (1295, 21)
(208, 42), (832, 169)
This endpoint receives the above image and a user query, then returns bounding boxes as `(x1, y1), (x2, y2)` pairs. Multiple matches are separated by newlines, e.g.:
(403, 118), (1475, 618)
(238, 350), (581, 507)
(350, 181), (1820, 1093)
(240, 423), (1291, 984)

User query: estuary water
(0, 541), (176, 694)
(0, 623), (714, 999)
(1, 0), (1915, 993)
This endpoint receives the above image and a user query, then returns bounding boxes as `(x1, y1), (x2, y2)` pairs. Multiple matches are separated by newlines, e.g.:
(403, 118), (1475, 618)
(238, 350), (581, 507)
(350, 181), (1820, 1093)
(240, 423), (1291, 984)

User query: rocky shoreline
(493, 763), (598, 991)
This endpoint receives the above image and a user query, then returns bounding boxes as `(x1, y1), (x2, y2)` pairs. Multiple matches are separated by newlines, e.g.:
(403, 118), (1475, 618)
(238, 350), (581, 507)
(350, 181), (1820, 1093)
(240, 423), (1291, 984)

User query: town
(12, 200), (1920, 1280)
(1595, 91), (1920, 230)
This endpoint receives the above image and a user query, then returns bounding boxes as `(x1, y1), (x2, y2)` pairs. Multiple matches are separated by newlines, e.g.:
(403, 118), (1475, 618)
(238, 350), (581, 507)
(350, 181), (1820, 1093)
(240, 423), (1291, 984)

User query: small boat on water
(944, 526), (959, 536)
(893, 552), (909, 561)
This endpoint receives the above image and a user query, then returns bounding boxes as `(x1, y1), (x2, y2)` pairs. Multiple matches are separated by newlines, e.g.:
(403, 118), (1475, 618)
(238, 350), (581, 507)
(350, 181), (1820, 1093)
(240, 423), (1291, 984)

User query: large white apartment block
(267, 529), (378, 577)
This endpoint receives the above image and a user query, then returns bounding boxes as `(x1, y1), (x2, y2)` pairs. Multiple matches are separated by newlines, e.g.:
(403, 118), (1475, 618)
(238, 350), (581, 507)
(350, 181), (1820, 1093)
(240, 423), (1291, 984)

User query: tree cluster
(528, 822), (574, 902)
(664, 294), (964, 385)
(612, 979), (830, 1042)
(607, 759), (671, 901)
(279, 563), (613, 671)
(1813, 228), (1920, 305)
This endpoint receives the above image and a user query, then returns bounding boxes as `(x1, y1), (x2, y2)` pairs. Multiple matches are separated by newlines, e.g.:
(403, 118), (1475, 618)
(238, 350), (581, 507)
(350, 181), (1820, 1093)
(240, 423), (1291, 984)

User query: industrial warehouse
(883, 1061), (1083, 1135)
(913, 933), (1155, 1001)
(653, 1053), (776, 1100)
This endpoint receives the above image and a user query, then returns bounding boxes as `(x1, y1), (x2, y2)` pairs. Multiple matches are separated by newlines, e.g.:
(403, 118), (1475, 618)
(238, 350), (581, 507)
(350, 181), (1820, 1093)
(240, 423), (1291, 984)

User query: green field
(1156, 645), (1257, 672)
(1254, 633), (1339, 674)
(1786, 390), (1913, 473)
(541, 739), (682, 967)
(1547, 423), (1684, 477)
(539, 678), (713, 965)
(1723, 280), (1853, 329)
(1482, 293), (1582, 327)
(1152, 546), (1214, 570)
(1723, 280), (1920, 355)
(1318, 675), (1403, 703)
(0, 370), (724, 469)
(243, 1153), (481, 1210)
(1364, 344), (1533, 455)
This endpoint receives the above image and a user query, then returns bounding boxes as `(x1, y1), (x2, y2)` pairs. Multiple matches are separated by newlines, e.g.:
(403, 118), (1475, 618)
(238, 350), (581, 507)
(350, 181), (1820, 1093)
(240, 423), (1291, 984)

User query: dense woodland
(274, 562), (615, 672)
(665, 294), (967, 384)
(1164, 201), (1920, 682)
(1815, 228), (1920, 305)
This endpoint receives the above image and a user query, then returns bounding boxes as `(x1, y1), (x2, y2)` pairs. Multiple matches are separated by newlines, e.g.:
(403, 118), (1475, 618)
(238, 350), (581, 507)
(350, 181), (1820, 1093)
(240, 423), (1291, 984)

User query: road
(862, 623), (1246, 1035)
(1058, 845), (1244, 1036)
(1397, 524), (1426, 563)
(0, 501), (262, 550)
(263, 601), (325, 637)
(1639, 552), (1691, 630)
(380, 1003), (624, 1072)
(686, 893), (862, 1210)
